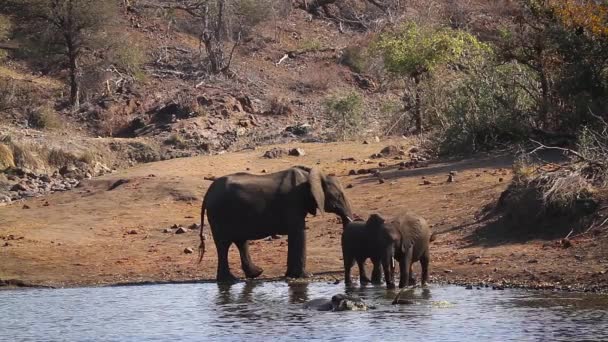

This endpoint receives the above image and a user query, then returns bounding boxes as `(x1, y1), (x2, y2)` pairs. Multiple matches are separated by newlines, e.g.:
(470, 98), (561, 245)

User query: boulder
(379, 145), (400, 157)
(175, 227), (188, 234)
(288, 148), (306, 157)
(263, 148), (287, 159)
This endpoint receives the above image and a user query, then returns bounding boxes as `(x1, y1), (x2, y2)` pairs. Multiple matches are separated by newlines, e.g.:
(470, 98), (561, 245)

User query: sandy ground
(2, 139), (608, 292)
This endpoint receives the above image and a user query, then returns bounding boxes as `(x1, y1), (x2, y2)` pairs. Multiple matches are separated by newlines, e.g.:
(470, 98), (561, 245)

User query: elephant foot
(244, 265), (264, 279)
(285, 270), (313, 279)
(217, 272), (239, 284)
(360, 277), (371, 285)
(386, 282), (396, 290)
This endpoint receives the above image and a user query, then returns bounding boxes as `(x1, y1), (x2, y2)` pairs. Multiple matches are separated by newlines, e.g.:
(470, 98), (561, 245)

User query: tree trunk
(413, 75), (422, 133)
(539, 67), (549, 128)
(67, 41), (80, 108)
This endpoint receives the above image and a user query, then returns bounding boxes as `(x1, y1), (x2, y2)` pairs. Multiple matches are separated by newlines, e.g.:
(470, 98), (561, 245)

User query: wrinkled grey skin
(303, 294), (371, 311)
(342, 212), (434, 289)
(199, 166), (354, 282)
(341, 214), (395, 288)
(387, 212), (434, 289)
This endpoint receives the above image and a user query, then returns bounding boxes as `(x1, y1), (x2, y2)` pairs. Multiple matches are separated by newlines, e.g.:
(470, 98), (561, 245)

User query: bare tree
(140, 0), (247, 75)
(14, 0), (115, 108)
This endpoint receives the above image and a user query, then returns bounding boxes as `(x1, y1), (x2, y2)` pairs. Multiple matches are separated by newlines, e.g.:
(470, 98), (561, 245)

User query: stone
(189, 223), (201, 230)
(465, 285), (473, 290)
(346, 184), (353, 189)
(175, 227), (188, 234)
(263, 148), (287, 159)
(379, 145), (399, 157)
(378, 178), (385, 184)
(204, 176), (216, 181)
(288, 148), (306, 156)
(409, 147), (419, 153)
(261, 169), (267, 173)
(22, 204), (30, 209)
(378, 162), (387, 167)
(10, 183), (28, 192)
(184, 247), (194, 254)
(422, 180), (432, 185)
(499, 178), (504, 182)
(128, 230), (138, 235)
(374, 136), (380, 143)
(356, 169), (368, 175)
(285, 123), (312, 136)
(163, 228), (172, 233)
(348, 170), (357, 176)
(447, 174), (455, 183)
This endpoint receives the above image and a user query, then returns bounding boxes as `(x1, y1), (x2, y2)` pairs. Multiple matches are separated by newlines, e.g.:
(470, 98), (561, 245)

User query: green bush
(324, 92), (364, 141)
(434, 61), (537, 154)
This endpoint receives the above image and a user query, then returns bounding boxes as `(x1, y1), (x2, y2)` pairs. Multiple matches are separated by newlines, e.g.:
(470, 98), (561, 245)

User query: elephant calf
(341, 214), (395, 288)
(342, 212), (434, 289)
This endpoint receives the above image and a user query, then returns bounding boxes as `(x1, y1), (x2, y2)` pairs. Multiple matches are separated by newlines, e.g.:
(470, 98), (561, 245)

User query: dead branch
(529, 139), (590, 163)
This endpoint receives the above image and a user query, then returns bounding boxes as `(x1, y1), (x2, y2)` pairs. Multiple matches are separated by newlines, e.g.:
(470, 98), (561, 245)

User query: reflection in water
(2, 283), (608, 341)
(287, 282), (309, 304)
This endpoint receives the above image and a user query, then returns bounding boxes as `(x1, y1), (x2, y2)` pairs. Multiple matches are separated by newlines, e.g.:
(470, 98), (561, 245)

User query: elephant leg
(343, 252), (354, 286)
(216, 240), (238, 283)
(286, 226), (309, 278)
(371, 259), (383, 284)
(420, 249), (430, 286)
(399, 247), (414, 288)
(408, 263), (416, 285)
(357, 259), (370, 284)
(235, 240), (263, 279)
(382, 256), (395, 289)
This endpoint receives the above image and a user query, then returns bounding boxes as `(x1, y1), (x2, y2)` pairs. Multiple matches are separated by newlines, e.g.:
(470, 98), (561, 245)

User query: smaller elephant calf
(342, 212), (435, 289)
(341, 214), (395, 288)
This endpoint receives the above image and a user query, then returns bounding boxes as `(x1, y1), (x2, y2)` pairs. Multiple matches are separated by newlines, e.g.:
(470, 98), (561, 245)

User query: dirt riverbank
(2, 140), (608, 292)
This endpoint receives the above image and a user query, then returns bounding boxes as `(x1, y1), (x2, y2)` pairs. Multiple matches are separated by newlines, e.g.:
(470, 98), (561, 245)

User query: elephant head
(366, 213), (399, 286)
(307, 167), (354, 224)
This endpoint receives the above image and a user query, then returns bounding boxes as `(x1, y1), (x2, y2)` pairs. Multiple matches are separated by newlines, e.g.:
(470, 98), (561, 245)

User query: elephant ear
(308, 168), (325, 214)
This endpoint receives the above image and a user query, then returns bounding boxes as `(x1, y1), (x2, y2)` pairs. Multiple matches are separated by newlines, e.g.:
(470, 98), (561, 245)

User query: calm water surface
(1, 282), (607, 341)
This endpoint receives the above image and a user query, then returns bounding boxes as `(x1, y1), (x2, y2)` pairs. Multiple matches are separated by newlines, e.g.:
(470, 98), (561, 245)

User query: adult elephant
(199, 166), (354, 282)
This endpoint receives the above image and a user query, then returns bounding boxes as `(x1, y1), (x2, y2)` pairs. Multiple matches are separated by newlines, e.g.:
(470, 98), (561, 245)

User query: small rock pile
(0, 162), (113, 205)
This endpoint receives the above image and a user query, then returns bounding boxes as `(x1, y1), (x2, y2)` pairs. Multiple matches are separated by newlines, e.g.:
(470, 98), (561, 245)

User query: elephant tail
(198, 198), (207, 264)
(429, 231), (437, 242)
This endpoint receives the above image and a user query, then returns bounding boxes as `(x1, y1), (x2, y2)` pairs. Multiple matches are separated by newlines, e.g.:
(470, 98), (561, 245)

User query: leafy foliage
(324, 92), (363, 140)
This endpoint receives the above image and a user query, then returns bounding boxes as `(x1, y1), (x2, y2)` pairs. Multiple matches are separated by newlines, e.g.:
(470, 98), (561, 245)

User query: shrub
(298, 38), (323, 52)
(164, 134), (187, 149)
(324, 92), (364, 141)
(268, 97), (292, 116)
(0, 143), (15, 171)
(1, 137), (43, 171)
(0, 14), (11, 60)
(339, 46), (367, 73)
(434, 61), (537, 154)
(47, 149), (80, 168)
(27, 105), (61, 130)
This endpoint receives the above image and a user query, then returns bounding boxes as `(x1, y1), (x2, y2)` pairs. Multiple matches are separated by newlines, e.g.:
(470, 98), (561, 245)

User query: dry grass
(27, 106), (62, 130)
(0, 143), (15, 170)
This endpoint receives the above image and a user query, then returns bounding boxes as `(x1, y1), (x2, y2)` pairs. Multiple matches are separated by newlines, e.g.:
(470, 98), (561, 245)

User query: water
(1, 282), (608, 341)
